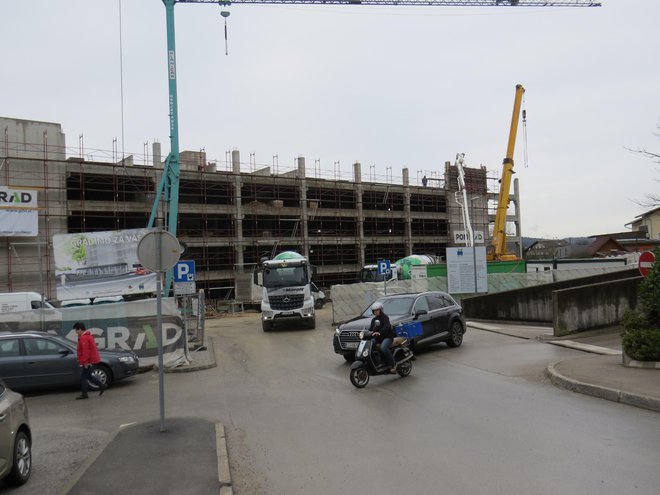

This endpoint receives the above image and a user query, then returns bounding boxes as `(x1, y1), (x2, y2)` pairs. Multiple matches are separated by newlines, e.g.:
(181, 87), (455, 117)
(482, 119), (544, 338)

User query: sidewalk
(468, 321), (660, 413)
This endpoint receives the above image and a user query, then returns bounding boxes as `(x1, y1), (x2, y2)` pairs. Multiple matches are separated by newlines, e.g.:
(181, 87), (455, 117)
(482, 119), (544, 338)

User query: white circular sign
(137, 230), (182, 272)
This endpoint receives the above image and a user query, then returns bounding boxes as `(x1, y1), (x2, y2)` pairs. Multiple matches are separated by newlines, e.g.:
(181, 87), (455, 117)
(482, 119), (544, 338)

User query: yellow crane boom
(488, 83), (525, 261)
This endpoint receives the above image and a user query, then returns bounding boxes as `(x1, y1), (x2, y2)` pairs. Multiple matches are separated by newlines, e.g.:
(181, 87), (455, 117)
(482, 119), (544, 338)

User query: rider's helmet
(371, 302), (383, 313)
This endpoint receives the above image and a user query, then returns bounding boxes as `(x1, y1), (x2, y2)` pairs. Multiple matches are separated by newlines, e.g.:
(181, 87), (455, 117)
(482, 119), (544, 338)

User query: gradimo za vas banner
(53, 228), (157, 300)
(0, 298), (189, 368)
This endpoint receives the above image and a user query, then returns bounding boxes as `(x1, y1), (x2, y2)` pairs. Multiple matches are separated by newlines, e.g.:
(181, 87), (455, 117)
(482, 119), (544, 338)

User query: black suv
(333, 291), (466, 361)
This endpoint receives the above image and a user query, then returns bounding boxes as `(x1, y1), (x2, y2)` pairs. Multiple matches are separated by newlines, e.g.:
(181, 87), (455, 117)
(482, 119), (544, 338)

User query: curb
(622, 352), (660, 369)
(216, 423), (233, 495)
(166, 337), (217, 373)
(547, 340), (622, 356)
(466, 321), (537, 340)
(545, 362), (660, 413)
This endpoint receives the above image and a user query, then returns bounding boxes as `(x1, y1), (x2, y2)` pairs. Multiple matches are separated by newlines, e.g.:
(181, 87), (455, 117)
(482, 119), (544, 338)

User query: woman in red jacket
(74, 322), (107, 400)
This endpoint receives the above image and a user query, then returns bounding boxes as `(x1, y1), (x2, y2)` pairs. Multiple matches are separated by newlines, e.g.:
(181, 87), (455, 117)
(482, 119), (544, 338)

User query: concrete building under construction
(0, 116), (522, 303)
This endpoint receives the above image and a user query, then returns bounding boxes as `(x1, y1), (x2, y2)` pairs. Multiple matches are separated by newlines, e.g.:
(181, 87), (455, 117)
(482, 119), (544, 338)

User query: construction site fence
(175, 289), (205, 350)
(330, 265), (634, 326)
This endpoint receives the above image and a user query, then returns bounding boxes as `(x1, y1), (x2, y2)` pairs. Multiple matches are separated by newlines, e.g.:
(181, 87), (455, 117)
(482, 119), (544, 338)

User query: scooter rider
(369, 302), (397, 373)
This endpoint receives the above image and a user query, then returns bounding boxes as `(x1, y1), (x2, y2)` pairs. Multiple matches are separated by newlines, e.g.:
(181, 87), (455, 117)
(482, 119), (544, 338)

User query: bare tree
(626, 119), (660, 208)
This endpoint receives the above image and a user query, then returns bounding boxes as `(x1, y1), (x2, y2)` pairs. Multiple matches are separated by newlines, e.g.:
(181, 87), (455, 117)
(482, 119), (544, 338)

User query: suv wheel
(447, 320), (464, 347)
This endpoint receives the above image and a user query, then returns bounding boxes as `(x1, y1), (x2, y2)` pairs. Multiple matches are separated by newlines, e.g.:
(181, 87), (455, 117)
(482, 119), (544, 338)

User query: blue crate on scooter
(395, 321), (423, 339)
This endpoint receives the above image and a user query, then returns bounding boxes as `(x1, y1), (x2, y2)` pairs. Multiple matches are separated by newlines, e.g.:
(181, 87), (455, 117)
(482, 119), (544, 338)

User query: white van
(0, 292), (55, 314)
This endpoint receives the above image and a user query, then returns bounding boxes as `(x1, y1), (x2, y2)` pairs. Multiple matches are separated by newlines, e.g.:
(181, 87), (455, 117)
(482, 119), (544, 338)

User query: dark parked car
(333, 291), (466, 361)
(0, 331), (139, 392)
(0, 380), (31, 486)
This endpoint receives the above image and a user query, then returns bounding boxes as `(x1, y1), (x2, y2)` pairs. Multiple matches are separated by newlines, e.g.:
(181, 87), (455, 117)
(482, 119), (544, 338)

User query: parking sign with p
(377, 260), (391, 276)
(175, 260), (196, 282)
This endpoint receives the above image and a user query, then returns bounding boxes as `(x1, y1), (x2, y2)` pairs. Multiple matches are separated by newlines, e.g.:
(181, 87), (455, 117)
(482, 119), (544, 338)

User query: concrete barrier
(552, 276), (642, 336)
(461, 268), (640, 325)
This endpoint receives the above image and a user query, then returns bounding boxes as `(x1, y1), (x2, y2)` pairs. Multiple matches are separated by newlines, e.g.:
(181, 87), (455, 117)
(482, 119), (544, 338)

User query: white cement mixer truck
(255, 251), (316, 331)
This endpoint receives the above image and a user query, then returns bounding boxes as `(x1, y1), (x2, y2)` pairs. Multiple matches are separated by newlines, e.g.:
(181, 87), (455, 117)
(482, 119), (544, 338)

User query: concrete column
(354, 162), (365, 268)
(298, 156), (309, 257)
(297, 155), (306, 177)
(353, 162), (362, 184)
(402, 168), (412, 255)
(152, 142), (162, 168)
(232, 150), (241, 174)
(233, 149), (244, 268)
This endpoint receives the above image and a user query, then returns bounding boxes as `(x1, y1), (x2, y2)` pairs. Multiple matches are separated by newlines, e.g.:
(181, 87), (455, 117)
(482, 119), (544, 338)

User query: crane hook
(221, 10), (230, 56)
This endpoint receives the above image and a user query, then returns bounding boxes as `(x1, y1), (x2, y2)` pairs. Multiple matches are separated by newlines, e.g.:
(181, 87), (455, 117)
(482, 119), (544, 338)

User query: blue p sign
(174, 260), (196, 282)
(377, 260), (391, 276)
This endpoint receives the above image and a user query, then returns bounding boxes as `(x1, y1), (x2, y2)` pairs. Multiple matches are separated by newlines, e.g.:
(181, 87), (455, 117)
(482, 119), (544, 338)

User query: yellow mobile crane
(488, 83), (525, 262)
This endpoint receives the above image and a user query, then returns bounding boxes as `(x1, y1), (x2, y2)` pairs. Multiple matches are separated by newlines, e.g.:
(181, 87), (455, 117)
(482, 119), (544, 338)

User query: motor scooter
(349, 329), (414, 388)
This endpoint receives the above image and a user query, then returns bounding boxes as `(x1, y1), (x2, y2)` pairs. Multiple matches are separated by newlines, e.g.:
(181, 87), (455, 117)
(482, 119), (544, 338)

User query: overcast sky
(3, 0), (658, 239)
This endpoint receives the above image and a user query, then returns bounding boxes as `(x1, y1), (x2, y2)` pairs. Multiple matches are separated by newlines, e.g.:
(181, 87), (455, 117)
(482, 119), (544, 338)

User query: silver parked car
(0, 380), (31, 486)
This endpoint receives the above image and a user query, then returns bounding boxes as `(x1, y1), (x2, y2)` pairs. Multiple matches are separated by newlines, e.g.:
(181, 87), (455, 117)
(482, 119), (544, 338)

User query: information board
(446, 246), (488, 294)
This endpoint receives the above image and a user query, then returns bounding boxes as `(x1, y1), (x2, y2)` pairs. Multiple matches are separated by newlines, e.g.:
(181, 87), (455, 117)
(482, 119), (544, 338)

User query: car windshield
(361, 297), (415, 317)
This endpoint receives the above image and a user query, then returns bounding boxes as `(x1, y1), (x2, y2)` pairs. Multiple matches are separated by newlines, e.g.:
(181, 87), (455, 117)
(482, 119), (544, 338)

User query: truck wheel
(262, 321), (273, 332)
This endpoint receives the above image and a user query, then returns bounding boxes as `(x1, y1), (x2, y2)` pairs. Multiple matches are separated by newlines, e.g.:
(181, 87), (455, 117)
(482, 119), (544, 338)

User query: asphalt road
(4, 306), (660, 494)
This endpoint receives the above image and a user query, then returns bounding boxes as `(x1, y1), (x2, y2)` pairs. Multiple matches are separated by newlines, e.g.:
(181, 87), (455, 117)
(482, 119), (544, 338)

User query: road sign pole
(156, 232), (166, 433)
(137, 228), (181, 433)
(377, 260), (390, 295)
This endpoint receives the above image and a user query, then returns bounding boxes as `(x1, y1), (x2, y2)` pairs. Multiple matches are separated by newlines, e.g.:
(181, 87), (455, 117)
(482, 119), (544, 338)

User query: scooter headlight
(362, 350), (369, 358)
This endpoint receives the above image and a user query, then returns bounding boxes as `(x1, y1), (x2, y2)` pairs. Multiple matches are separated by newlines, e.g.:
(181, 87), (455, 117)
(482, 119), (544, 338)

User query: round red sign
(639, 251), (655, 277)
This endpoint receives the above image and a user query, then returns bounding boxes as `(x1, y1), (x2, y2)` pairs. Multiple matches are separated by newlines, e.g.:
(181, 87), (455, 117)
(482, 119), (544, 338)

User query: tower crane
(149, 0), (600, 290)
